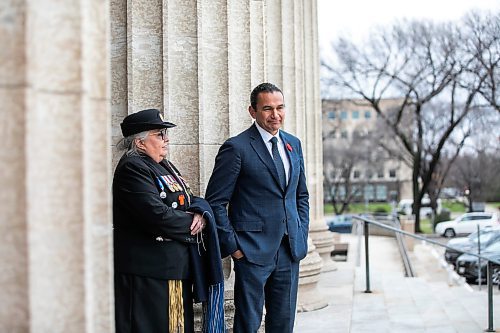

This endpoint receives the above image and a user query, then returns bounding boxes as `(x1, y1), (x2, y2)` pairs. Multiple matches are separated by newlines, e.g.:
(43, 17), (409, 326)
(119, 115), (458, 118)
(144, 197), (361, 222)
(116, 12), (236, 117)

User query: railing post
(364, 221), (371, 293)
(477, 224), (482, 291)
(486, 260), (495, 332)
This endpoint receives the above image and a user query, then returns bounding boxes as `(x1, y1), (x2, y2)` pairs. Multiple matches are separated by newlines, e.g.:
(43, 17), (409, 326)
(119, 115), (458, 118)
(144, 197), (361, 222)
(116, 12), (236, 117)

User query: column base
(310, 225), (338, 272)
(297, 238), (328, 312)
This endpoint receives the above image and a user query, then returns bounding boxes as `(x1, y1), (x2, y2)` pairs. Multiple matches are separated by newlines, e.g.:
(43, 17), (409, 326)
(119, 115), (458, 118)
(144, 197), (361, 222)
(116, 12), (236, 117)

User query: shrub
(374, 206), (388, 213)
(433, 209), (451, 229)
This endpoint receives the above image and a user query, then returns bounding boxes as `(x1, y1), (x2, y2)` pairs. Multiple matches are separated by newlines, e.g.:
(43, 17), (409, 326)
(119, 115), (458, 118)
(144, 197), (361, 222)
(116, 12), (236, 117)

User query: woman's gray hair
(116, 131), (149, 156)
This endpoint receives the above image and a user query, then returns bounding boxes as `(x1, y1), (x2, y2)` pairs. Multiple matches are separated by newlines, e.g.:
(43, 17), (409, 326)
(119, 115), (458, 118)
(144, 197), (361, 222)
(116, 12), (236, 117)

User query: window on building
(328, 111), (336, 119)
(376, 185), (387, 201)
(340, 130), (348, 139)
(340, 111), (347, 120)
(364, 110), (371, 119)
(366, 170), (373, 179)
(352, 111), (359, 119)
(353, 170), (360, 179)
(389, 169), (396, 178)
(377, 169), (384, 178)
(352, 185), (362, 198)
(364, 185), (374, 201)
(332, 185), (346, 200)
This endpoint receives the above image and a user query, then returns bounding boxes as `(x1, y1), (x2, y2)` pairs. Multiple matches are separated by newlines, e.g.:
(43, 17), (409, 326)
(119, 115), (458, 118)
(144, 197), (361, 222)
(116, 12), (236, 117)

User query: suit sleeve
(205, 140), (241, 258)
(296, 141), (310, 240)
(114, 159), (195, 242)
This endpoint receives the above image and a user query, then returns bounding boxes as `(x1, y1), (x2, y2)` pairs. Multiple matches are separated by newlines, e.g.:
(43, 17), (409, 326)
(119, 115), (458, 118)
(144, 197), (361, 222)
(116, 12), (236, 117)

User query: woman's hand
(190, 212), (206, 235)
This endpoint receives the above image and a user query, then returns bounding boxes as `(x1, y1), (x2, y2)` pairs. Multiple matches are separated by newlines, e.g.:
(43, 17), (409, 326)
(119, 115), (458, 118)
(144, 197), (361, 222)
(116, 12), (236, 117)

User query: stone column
(249, 0), (266, 87)
(26, 1), (86, 331)
(163, 0), (201, 192)
(400, 216), (415, 251)
(302, 0), (337, 273)
(0, 1), (29, 332)
(110, 0), (128, 166)
(82, 0), (114, 331)
(296, 0), (331, 313)
(127, 0), (163, 113)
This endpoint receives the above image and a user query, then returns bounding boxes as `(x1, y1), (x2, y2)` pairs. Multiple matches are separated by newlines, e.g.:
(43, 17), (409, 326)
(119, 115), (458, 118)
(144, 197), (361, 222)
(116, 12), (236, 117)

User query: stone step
(296, 234), (500, 333)
(451, 284), (500, 331)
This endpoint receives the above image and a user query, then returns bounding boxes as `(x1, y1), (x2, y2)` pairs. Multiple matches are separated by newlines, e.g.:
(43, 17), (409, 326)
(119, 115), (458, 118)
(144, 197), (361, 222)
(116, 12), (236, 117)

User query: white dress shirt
(254, 122), (290, 185)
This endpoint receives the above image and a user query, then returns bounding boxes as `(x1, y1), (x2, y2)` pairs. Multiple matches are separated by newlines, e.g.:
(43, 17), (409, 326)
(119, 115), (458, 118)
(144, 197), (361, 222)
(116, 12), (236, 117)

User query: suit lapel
(249, 124), (283, 191)
(280, 132), (297, 194)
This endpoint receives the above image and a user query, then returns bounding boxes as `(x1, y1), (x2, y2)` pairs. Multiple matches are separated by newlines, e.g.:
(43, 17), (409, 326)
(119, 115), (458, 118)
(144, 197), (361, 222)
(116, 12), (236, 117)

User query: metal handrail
(352, 215), (499, 332)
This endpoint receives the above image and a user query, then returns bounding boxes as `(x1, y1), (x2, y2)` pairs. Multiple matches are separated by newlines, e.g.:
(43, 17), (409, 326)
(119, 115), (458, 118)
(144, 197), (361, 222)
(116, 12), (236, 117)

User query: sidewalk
(295, 233), (500, 332)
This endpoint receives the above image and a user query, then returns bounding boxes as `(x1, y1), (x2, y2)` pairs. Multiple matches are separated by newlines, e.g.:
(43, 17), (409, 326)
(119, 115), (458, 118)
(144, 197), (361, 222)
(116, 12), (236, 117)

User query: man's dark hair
(250, 82), (283, 110)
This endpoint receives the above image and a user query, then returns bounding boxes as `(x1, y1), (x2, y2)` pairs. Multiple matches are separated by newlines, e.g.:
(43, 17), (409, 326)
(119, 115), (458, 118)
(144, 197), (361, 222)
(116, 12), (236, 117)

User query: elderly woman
(113, 109), (224, 333)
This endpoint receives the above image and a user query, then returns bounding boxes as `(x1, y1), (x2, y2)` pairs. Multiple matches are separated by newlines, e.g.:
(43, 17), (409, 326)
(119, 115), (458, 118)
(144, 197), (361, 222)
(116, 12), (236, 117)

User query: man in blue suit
(205, 83), (309, 332)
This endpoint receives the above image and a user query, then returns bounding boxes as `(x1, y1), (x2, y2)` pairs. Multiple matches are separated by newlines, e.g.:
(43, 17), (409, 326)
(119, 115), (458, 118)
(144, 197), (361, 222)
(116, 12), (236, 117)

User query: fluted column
(0, 1), (29, 332)
(127, 0), (163, 112)
(110, 0), (128, 166)
(249, 0), (266, 87)
(265, 0), (283, 85)
(227, 0), (252, 135)
(82, 0), (114, 331)
(302, 0), (336, 273)
(26, 1), (86, 330)
(163, 0), (201, 191)
(296, 0), (330, 313)
(196, 0), (230, 192)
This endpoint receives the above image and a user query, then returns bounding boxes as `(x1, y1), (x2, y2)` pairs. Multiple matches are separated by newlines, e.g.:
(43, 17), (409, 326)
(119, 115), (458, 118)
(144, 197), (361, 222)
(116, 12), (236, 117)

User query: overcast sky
(318, 0), (500, 51)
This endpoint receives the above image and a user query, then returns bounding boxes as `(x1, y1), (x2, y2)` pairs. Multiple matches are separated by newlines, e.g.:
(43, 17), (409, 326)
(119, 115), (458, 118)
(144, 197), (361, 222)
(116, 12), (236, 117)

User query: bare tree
(322, 15), (497, 232)
(463, 11), (500, 112)
(323, 115), (383, 215)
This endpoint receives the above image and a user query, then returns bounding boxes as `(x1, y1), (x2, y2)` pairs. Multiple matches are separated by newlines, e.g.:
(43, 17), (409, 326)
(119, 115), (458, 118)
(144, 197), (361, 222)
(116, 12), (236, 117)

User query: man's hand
(190, 213), (206, 235)
(232, 249), (244, 259)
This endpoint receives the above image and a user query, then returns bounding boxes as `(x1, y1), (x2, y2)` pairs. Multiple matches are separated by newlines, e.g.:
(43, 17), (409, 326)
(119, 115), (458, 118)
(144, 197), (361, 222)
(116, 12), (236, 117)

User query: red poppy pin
(286, 143), (292, 152)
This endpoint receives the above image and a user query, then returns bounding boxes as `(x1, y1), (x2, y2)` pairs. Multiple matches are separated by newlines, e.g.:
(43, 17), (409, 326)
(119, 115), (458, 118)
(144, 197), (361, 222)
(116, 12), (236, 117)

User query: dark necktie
(270, 137), (286, 190)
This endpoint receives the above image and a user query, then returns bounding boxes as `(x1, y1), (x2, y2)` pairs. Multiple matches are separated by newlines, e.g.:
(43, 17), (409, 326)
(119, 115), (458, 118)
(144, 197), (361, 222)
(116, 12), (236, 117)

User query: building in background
(322, 98), (412, 205)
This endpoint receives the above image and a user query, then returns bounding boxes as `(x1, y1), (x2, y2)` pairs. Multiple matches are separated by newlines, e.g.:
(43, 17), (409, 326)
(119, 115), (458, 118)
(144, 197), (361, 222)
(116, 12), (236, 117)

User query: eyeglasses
(149, 129), (168, 141)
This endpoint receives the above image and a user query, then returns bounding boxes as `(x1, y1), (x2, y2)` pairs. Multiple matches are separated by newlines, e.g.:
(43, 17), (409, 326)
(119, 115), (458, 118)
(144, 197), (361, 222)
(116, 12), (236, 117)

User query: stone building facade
(322, 98), (413, 204)
(0, 0), (333, 331)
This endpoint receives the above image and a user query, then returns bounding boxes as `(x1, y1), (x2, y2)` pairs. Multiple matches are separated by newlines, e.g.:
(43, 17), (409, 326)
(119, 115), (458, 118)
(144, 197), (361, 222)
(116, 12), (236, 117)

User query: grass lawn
(441, 200), (466, 213)
(324, 202), (435, 234)
(419, 218), (433, 234)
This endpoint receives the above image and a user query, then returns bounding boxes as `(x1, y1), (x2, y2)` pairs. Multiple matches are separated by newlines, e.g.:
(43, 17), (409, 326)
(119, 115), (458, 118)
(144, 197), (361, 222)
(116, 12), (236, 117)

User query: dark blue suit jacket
(205, 124), (309, 265)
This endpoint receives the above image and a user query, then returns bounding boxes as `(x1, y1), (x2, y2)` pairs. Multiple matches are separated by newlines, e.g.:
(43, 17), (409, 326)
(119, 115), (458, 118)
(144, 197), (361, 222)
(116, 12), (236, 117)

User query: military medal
(178, 194), (185, 205)
(156, 177), (167, 199)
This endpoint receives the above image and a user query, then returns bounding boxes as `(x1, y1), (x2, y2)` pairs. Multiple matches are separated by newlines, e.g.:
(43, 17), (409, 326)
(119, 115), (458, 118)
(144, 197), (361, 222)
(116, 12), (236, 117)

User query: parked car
(444, 226), (500, 267)
(435, 212), (499, 237)
(326, 214), (353, 233)
(455, 240), (500, 283)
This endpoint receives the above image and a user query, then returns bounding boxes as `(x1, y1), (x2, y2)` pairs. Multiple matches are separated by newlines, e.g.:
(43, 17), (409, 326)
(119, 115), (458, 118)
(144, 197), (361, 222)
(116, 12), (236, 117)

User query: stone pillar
(164, 0), (201, 192)
(295, 0), (333, 313)
(249, 0), (266, 87)
(297, 239), (328, 312)
(400, 216), (415, 251)
(110, 0), (128, 166)
(0, 1), (29, 332)
(302, 0), (337, 273)
(127, 0), (163, 113)
(82, 0), (114, 331)
(25, 1), (86, 331)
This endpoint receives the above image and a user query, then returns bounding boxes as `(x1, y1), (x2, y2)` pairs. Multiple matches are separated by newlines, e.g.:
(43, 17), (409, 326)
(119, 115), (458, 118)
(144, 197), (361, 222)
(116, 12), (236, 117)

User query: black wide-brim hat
(120, 108), (176, 137)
